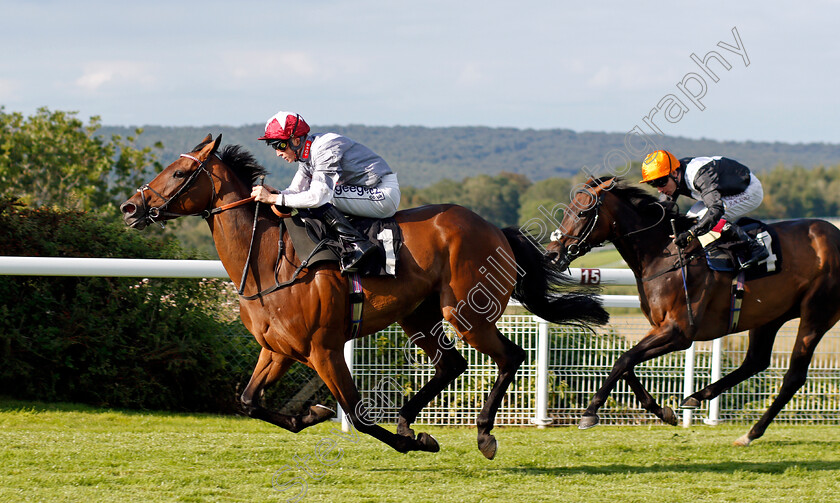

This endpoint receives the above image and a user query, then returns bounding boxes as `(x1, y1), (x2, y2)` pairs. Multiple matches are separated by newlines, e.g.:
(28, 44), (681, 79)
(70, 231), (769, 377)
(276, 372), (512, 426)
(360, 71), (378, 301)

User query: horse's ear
(200, 133), (212, 145)
(593, 177), (616, 193)
(197, 134), (222, 161)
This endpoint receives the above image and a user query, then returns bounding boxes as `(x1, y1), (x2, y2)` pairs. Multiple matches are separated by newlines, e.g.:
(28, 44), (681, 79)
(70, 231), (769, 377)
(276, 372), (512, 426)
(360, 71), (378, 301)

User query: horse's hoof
(733, 434), (753, 447)
(578, 415), (600, 430)
(416, 432), (440, 453)
(681, 397), (701, 409)
(309, 404), (336, 423)
(478, 435), (498, 460)
(661, 406), (678, 426)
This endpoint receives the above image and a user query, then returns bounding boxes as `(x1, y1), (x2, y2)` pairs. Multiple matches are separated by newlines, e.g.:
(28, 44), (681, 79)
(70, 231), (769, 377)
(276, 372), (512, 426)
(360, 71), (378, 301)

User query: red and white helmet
(258, 111), (311, 140)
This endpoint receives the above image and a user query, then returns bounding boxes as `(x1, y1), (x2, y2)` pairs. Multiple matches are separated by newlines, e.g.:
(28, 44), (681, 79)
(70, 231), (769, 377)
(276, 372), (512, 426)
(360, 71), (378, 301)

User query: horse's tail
(502, 227), (609, 327)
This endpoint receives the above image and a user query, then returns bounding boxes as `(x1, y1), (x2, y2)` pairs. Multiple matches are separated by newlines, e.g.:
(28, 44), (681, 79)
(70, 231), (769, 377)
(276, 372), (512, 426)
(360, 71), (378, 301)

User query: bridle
(549, 187), (673, 266)
(550, 194), (604, 265)
(135, 152), (257, 226)
(135, 153), (217, 226)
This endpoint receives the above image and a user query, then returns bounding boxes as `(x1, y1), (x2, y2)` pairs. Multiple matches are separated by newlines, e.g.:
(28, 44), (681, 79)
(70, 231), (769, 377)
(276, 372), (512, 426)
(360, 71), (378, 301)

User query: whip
(239, 175), (265, 296)
(671, 219), (695, 327)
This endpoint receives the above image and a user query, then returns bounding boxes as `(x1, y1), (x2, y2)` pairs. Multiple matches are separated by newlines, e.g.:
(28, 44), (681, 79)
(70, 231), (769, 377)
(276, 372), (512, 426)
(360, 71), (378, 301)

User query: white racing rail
(0, 256), (639, 307)
(0, 256), (718, 429)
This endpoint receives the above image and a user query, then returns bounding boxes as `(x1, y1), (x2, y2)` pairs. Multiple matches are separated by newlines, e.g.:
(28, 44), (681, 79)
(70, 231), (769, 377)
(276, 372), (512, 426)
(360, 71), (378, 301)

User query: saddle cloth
(284, 212), (403, 277)
(704, 217), (782, 280)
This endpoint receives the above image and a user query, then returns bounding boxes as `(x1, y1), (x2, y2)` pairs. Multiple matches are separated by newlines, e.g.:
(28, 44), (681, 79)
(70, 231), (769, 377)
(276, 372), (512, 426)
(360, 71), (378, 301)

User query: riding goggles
(266, 139), (290, 151)
(647, 175), (670, 188)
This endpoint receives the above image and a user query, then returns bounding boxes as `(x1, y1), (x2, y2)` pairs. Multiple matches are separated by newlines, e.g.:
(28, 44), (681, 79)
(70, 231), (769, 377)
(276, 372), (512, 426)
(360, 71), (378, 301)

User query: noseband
(135, 153), (217, 225)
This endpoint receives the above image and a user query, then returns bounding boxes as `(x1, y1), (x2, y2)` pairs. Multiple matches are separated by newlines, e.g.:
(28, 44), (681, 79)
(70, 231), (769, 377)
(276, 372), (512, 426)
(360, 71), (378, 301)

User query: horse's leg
(622, 369), (678, 426)
(396, 297), (468, 439)
(480, 332), (526, 460)
(450, 321), (526, 460)
(682, 319), (785, 409)
(580, 323), (692, 429)
(734, 311), (837, 446)
(241, 347), (335, 432)
(311, 345), (439, 454)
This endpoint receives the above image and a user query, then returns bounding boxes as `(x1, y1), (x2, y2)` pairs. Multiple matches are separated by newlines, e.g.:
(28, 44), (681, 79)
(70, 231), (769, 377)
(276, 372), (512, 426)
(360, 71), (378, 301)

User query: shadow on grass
(0, 397), (248, 421)
(500, 460), (840, 476)
(370, 459), (840, 476)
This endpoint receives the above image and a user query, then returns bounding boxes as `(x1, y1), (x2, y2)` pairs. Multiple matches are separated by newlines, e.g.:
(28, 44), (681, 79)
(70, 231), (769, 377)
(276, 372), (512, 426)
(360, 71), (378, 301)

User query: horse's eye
(173, 170), (185, 179)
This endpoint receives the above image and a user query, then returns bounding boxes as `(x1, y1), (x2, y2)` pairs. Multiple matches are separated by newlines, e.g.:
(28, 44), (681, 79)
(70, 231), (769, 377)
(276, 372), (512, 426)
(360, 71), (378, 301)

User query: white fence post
(682, 342), (696, 427)
(340, 338), (355, 432)
(530, 318), (552, 428)
(704, 338), (723, 425)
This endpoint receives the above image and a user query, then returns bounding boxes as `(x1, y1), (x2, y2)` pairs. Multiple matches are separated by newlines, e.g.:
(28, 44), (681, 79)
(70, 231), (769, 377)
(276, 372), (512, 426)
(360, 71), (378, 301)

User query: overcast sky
(2, 1), (839, 144)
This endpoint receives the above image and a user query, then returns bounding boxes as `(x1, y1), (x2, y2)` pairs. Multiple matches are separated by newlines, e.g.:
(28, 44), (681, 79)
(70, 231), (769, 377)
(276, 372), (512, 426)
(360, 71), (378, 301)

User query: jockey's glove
(675, 230), (695, 248)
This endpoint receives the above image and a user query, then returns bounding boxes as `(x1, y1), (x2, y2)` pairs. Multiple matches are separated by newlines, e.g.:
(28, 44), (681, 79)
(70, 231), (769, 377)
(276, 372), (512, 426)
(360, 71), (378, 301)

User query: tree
(459, 171), (531, 227)
(0, 107), (162, 215)
(517, 177), (573, 223)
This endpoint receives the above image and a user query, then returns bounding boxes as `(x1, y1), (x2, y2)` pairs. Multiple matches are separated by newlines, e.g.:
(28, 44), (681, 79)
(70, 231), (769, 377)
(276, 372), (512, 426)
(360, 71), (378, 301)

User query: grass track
(1, 400), (839, 503)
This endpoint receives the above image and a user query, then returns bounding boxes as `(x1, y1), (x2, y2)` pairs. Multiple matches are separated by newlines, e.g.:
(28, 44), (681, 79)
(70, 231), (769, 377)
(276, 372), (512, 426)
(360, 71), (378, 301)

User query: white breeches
(332, 174), (401, 218)
(687, 174), (764, 224)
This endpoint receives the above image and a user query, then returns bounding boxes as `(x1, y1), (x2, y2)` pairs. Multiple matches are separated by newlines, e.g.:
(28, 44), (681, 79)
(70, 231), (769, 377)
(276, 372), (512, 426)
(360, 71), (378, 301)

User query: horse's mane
(190, 139), (269, 188)
(219, 145), (269, 187)
(589, 177), (695, 231)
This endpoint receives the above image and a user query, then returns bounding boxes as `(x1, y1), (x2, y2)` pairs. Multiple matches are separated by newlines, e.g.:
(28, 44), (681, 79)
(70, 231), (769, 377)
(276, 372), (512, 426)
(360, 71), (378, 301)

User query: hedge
(0, 199), (253, 413)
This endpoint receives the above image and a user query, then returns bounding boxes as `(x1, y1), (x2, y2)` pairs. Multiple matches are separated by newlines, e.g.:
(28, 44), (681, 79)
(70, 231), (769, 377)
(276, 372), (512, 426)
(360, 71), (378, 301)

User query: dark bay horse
(120, 135), (608, 459)
(546, 177), (840, 446)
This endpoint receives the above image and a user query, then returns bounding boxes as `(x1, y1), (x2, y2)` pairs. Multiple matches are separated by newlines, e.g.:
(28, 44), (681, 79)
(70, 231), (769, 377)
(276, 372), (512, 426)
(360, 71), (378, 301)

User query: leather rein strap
(640, 249), (704, 282)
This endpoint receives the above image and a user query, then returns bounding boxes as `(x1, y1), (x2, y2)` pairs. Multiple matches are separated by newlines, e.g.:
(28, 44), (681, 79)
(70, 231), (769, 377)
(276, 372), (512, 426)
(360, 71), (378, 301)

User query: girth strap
(729, 271), (746, 332)
(349, 273), (364, 339)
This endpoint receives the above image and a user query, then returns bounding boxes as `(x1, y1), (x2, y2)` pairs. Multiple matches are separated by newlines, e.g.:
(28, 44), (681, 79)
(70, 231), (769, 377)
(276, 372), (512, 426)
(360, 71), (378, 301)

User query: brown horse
(545, 177), (840, 445)
(120, 135), (608, 458)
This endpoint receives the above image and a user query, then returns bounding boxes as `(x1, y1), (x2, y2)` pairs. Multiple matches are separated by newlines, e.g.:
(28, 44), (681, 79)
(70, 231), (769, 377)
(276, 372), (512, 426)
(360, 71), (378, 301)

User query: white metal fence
(349, 316), (840, 428)
(3, 257), (838, 427)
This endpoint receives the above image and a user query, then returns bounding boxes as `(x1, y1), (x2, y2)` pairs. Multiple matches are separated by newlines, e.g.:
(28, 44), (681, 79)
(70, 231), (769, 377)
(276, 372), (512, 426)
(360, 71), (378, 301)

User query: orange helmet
(639, 150), (679, 183)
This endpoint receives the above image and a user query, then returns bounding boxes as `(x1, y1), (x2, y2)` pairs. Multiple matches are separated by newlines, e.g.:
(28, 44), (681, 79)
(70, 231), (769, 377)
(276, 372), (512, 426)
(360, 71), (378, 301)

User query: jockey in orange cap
(640, 150), (769, 269)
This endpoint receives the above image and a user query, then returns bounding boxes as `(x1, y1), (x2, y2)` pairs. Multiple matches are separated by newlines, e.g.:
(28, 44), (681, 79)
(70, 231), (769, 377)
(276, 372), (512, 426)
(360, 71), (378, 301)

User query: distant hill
(100, 124), (840, 189)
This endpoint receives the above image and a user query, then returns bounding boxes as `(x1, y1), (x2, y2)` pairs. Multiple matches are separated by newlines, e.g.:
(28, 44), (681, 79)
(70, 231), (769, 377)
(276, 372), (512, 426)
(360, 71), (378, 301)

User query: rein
(238, 175), (265, 295)
(135, 151), (310, 299)
(239, 235), (331, 301)
(640, 248), (704, 282)
(551, 193), (663, 264)
(622, 201), (667, 237)
(552, 188), (700, 282)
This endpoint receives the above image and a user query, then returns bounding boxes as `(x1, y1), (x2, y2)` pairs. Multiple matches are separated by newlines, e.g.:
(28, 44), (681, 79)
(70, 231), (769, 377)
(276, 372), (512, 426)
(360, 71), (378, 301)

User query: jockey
(639, 149), (769, 269)
(251, 111), (401, 273)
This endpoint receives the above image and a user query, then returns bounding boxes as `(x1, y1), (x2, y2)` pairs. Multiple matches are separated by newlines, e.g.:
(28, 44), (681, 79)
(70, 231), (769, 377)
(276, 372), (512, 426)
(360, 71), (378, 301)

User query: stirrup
(738, 243), (769, 269)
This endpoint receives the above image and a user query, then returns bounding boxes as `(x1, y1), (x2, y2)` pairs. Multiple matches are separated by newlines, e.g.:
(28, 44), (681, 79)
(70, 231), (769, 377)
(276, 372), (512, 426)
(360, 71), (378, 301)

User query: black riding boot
(312, 204), (376, 272)
(724, 222), (769, 269)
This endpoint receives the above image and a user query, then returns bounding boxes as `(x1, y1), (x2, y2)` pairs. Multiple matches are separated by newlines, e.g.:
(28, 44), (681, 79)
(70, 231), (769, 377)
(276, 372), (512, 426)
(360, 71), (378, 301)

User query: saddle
(284, 212), (403, 277)
(703, 217), (781, 281)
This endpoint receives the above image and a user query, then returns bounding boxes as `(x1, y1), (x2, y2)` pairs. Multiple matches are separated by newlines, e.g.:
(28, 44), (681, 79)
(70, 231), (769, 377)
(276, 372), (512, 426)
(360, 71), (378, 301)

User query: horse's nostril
(121, 202), (136, 215)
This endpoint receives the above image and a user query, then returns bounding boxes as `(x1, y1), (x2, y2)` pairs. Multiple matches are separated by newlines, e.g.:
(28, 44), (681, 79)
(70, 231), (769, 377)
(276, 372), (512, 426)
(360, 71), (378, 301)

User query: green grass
(2, 399), (839, 503)
(569, 247), (626, 269)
